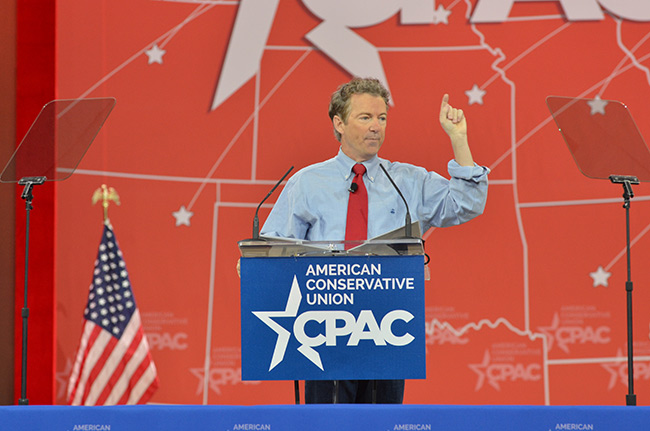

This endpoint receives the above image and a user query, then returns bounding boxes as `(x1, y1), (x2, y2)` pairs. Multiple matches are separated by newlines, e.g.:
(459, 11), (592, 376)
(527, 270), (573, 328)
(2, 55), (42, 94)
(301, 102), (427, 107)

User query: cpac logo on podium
(253, 276), (415, 372)
(212, 0), (650, 111)
(240, 256), (425, 380)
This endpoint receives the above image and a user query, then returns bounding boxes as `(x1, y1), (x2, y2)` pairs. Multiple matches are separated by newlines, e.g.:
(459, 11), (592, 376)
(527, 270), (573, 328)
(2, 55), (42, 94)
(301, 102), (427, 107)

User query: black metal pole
(624, 188), (636, 406)
(18, 196), (31, 405)
(610, 175), (638, 406)
(16, 176), (46, 406)
(18, 182), (34, 406)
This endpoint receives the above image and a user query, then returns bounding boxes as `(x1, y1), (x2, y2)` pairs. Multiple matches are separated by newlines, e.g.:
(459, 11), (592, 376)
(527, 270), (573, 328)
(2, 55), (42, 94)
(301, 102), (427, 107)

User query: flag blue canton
(83, 223), (135, 338)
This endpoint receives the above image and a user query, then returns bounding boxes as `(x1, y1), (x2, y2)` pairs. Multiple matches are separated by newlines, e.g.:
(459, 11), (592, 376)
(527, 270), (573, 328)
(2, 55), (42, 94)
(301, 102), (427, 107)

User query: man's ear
(333, 115), (345, 136)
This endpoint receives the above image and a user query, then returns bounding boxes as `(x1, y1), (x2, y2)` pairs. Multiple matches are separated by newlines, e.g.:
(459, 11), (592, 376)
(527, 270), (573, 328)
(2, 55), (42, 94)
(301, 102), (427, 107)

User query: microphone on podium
(379, 163), (414, 238)
(251, 166), (293, 240)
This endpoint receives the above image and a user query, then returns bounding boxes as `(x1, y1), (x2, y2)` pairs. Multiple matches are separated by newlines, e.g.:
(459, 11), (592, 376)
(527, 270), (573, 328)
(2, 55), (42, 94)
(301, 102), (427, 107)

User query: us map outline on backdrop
(53, 0), (650, 405)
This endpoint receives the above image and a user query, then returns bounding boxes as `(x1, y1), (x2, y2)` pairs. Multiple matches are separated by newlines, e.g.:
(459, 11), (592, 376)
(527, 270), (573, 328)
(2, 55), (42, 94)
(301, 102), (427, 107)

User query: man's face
(334, 93), (387, 162)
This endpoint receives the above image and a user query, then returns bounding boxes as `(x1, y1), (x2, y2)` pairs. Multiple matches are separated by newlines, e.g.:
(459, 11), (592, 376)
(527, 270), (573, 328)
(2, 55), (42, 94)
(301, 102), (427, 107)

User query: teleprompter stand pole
(16, 175), (46, 406)
(609, 175), (638, 406)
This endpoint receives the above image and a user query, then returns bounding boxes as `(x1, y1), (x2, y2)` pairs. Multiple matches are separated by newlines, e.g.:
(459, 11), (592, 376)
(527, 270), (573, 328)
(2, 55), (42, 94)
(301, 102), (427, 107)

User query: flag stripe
(87, 313), (142, 405)
(108, 325), (155, 404)
(131, 360), (159, 404)
(81, 335), (119, 405)
(118, 348), (151, 404)
(66, 321), (99, 402)
(71, 327), (113, 405)
(127, 324), (159, 404)
(93, 313), (144, 405)
(72, 330), (114, 405)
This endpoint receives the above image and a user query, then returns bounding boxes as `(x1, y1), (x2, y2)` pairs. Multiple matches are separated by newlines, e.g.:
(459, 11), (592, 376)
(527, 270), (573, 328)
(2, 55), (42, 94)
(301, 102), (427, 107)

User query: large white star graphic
(600, 348), (626, 390)
(145, 44), (166, 65)
(432, 5), (451, 25)
(172, 205), (194, 227)
(587, 95), (608, 115)
(465, 84), (486, 105)
(189, 367), (222, 396)
(468, 350), (498, 391)
(252, 275), (302, 371)
(56, 358), (73, 401)
(537, 312), (561, 353)
(589, 265), (611, 287)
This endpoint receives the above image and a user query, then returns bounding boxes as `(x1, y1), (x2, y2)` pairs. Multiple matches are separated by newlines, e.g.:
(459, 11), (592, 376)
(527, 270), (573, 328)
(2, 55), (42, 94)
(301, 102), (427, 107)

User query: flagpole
(66, 186), (159, 405)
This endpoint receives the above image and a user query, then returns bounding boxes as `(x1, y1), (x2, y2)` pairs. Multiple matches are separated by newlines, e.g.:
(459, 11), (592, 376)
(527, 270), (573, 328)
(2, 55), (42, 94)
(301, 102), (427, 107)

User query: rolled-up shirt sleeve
(415, 160), (489, 231)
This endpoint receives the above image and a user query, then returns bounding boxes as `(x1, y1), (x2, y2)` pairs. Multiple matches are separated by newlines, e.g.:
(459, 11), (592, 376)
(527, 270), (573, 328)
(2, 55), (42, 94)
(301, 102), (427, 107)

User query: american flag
(67, 221), (159, 405)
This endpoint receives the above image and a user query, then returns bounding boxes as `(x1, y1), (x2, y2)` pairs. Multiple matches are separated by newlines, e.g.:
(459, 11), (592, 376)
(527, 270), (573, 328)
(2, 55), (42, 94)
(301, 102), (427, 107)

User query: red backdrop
(45, 0), (650, 405)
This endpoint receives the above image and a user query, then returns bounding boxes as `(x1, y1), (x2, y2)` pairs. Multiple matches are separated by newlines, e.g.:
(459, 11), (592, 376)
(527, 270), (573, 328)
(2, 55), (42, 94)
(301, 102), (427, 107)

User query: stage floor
(2, 404), (649, 430)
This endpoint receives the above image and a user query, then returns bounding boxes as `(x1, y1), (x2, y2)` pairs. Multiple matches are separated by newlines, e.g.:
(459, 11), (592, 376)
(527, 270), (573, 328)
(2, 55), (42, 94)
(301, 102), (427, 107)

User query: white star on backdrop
(432, 5), (452, 25)
(465, 84), (486, 105)
(55, 358), (73, 400)
(468, 350), (499, 391)
(172, 205), (194, 227)
(600, 348), (626, 390)
(587, 95), (608, 115)
(589, 265), (611, 287)
(145, 44), (166, 65)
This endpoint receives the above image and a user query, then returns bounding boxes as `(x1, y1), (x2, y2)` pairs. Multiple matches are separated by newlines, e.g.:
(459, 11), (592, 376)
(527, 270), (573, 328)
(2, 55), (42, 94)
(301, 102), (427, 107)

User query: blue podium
(238, 236), (427, 401)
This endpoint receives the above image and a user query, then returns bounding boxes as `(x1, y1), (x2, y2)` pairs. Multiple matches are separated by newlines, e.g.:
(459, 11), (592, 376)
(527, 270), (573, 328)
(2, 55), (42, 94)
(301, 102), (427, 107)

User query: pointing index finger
(441, 93), (450, 109)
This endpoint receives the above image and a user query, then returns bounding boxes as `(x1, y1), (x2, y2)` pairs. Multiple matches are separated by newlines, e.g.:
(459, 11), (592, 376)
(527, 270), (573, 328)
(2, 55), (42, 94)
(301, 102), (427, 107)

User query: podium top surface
(238, 237), (425, 258)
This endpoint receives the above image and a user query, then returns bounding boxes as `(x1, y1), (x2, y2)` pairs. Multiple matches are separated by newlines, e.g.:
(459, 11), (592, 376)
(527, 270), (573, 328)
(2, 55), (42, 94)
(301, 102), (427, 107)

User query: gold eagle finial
(92, 184), (120, 221)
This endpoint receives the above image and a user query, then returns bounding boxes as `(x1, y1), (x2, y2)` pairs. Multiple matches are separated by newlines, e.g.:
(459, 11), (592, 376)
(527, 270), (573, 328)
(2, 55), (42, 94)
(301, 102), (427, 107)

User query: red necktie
(345, 163), (368, 247)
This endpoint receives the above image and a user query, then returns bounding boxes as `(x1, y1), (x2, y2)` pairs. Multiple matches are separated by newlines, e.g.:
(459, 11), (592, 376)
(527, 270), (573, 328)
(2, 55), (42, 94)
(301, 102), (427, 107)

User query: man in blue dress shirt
(261, 77), (489, 404)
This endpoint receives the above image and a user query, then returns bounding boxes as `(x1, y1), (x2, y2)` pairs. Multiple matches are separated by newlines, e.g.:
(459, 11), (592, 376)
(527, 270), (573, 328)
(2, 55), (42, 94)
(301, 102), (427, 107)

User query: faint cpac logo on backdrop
(211, 0), (650, 111)
(601, 349), (650, 391)
(469, 350), (541, 391)
(147, 332), (188, 350)
(425, 322), (469, 345)
(537, 313), (610, 354)
(190, 367), (260, 396)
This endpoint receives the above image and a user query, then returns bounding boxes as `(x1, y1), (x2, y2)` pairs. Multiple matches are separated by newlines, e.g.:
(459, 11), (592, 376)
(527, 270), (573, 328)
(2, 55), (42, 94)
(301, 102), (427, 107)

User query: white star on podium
(172, 205), (194, 227)
(465, 84), (486, 105)
(252, 276), (303, 371)
(589, 265), (611, 287)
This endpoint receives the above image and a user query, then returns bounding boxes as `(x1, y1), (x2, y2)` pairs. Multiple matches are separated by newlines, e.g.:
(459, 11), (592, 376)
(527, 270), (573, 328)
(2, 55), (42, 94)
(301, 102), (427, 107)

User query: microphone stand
(242, 166), (299, 403)
(379, 164), (412, 238)
(372, 165), (421, 404)
(250, 166), (293, 240)
(378, 163), (426, 262)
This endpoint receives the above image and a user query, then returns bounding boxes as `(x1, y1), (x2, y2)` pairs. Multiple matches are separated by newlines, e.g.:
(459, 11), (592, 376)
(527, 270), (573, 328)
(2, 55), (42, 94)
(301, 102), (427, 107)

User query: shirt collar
(335, 148), (384, 183)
